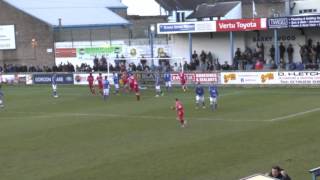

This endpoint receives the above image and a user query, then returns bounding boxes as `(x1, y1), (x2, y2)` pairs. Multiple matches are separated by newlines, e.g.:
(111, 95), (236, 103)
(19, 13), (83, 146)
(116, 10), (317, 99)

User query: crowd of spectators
(0, 63), (75, 73)
(1, 40), (320, 73)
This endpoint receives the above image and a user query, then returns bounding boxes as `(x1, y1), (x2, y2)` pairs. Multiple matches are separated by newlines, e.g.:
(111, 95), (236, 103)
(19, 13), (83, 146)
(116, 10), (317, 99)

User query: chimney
(58, 18), (62, 28)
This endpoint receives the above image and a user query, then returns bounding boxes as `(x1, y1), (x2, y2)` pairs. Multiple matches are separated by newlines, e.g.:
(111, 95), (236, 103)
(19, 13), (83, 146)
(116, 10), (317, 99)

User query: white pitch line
(1, 112), (261, 123)
(267, 107), (320, 122)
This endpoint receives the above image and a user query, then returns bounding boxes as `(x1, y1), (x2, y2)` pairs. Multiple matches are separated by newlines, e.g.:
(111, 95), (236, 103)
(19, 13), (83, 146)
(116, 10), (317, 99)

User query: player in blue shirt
(103, 76), (110, 101)
(155, 72), (163, 97)
(52, 73), (59, 98)
(164, 71), (172, 92)
(113, 72), (120, 95)
(209, 83), (219, 111)
(0, 83), (4, 108)
(195, 82), (206, 109)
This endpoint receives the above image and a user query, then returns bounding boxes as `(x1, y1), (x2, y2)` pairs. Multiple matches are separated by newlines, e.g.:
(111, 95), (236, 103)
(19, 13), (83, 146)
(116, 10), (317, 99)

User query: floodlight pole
(150, 24), (156, 67)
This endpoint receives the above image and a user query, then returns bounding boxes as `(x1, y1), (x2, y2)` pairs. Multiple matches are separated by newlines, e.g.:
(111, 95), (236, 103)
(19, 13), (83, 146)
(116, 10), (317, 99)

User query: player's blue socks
(211, 104), (215, 111)
(211, 103), (217, 111)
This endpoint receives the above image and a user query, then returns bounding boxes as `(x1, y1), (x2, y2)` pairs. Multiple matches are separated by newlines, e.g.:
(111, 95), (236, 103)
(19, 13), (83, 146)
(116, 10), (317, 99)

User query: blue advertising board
(33, 73), (74, 84)
(157, 21), (216, 34)
(289, 15), (320, 28)
(268, 17), (289, 29)
(268, 15), (320, 29)
(159, 24), (195, 33)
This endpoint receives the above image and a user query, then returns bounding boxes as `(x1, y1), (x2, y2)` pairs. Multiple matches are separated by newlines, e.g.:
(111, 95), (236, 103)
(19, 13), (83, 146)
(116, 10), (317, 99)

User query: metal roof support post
(71, 29), (74, 48)
(149, 24), (156, 68)
(188, 33), (193, 63)
(90, 29), (93, 47)
(151, 33), (154, 66)
(229, 31), (234, 66)
(109, 28), (112, 46)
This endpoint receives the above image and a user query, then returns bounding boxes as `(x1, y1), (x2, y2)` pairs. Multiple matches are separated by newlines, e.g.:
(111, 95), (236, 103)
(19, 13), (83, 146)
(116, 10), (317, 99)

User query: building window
(308, 9), (313, 13)
(313, 9), (317, 12)
(299, 10), (303, 14)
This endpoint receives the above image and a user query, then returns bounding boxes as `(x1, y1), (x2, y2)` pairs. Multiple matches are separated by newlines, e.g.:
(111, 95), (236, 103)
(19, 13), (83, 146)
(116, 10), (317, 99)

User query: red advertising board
(216, 18), (267, 32)
(171, 73), (218, 84)
(55, 48), (77, 58)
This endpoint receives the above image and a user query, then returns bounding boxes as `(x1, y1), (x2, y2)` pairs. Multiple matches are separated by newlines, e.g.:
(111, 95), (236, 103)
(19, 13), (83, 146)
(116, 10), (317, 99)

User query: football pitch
(1, 85), (320, 180)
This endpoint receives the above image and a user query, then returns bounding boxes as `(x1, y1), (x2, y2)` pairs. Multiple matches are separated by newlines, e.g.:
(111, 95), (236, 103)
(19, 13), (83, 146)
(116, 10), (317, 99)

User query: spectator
(279, 42), (286, 60)
(266, 166), (291, 180)
(287, 44), (294, 64)
(296, 62), (304, 70)
(221, 61), (231, 71)
(192, 50), (198, 60)
(173, 63), (179, 72)
(316, 42), (320, 63)
(235, 48), (242, 61)
(255, 60), (264, 70)
(140, 55), (147, 66)
(207, 51), (214, 65)
(183, 61), (190, 71)
(270, 45), (275, 61)
(270, 60), (278, 70)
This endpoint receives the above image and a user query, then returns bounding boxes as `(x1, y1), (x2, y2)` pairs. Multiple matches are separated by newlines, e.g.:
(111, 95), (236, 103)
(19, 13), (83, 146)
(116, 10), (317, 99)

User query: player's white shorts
(52, 84), (57, 91)
(210, 97), (218, 104)
(196, 95), (205, 102)
(103, 89), (110, 96)
(114, 84), (119, 89)
(165, 81), (172, 87)
(155, 85), (161, 92)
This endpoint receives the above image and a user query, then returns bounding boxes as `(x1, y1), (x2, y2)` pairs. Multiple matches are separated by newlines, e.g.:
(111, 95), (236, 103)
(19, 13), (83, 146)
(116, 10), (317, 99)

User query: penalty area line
(267, 107), (320, 122)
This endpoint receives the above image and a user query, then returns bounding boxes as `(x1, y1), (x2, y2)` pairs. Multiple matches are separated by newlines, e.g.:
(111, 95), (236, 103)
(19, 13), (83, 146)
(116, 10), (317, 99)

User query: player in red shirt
(87, 73), (95, 95)
(179, 71), (187, 92)
(172, 98), (186, 128)
(128, 74), (135, 92)
(96, 73), (104, 96)
(121, 71), (129, 93)
(133, 79), (140, 101)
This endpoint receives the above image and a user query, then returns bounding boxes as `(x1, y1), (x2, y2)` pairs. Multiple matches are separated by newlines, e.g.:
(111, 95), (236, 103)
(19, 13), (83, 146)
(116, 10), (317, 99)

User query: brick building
(0, 0), (168, 67)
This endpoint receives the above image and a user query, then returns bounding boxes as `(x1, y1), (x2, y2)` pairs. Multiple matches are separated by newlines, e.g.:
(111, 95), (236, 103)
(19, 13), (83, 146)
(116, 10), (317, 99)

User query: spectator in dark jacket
(279, 42), (286, 60)
(266, 166), (291, 180)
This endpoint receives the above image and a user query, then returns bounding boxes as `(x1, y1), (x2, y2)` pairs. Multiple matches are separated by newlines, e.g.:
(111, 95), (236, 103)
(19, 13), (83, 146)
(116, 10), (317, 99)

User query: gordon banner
(33, 74), (74, 84)
(216, 18), (267, 32)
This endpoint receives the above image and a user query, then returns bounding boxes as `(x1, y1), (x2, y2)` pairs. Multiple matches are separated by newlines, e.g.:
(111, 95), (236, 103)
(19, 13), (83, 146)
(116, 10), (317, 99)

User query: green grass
(1, 85), (320, 180)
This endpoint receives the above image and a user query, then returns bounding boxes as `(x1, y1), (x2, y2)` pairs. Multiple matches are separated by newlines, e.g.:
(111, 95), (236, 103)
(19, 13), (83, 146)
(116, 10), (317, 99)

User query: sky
(121, 0), (162, 16)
